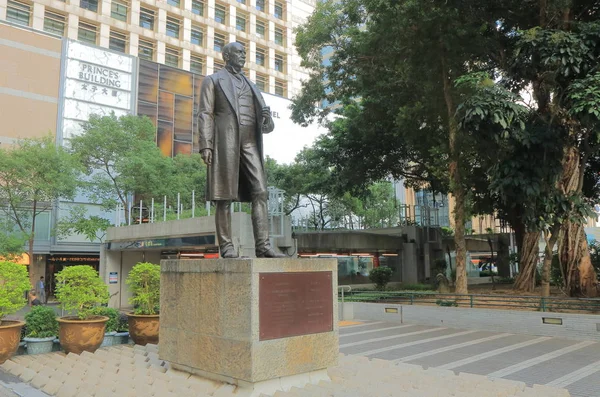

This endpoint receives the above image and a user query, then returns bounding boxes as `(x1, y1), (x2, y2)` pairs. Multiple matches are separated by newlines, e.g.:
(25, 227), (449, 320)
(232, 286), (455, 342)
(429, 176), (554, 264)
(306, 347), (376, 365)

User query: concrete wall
(0, 23), (61, 144)
(346, 302), (600, 341)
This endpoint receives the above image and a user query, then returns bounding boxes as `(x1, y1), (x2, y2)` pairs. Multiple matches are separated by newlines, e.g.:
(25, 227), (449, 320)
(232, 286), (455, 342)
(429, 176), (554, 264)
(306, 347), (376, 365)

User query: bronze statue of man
(197, 42), (285, 259)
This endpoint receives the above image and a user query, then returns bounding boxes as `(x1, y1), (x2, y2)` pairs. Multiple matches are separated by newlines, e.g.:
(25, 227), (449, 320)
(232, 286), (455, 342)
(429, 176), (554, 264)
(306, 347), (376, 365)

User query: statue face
(224, 43), (246, 69)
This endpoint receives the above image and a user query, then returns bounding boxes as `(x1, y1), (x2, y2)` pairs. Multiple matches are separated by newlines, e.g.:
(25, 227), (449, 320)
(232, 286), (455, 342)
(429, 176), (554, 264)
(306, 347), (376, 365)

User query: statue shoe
(256, 248), (287, 258)
(220, 247), (239, 258)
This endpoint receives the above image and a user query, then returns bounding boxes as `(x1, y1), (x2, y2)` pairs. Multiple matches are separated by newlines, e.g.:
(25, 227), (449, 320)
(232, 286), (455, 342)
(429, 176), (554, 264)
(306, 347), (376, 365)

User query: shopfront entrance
(45, 254), (100, 300)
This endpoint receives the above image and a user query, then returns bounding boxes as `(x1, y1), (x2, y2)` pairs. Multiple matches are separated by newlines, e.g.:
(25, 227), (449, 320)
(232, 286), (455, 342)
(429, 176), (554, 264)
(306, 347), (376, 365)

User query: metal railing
(338, 285), (352, 320)
(337, 289), (600, 314)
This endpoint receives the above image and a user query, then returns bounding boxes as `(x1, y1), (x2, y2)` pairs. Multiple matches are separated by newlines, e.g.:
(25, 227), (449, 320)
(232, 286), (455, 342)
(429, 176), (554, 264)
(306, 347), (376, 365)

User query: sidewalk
(0, 344), (572, 397)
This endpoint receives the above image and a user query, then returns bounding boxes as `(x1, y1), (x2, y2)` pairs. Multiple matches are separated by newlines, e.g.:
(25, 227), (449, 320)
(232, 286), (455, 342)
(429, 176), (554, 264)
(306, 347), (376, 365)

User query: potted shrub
(0, 261), (30, 364)
(126, 262), (160, 346)
(55, 265), (110, 354)
(23, 306), (59, 355)
(90, 307), (119, 347)
(114, 312), (130, 345)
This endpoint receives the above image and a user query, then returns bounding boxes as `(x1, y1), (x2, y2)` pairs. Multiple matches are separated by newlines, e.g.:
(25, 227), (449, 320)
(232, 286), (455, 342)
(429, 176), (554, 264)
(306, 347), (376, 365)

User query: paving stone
(18, 368), (36, 382)
(55, 383), (79, 397)
(41, 379), (63, 395)
(30, 373), (49, 389)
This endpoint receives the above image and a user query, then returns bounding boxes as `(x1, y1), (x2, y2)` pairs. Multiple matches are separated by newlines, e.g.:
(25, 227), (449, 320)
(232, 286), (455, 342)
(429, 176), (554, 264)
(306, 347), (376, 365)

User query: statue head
(222, 42), (246, 70)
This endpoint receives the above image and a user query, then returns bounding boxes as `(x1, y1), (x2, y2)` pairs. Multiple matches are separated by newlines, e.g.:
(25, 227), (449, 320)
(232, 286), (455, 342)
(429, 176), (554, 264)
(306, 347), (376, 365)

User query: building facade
(0, 0), (315, 292)
(0, 0), (314, 98)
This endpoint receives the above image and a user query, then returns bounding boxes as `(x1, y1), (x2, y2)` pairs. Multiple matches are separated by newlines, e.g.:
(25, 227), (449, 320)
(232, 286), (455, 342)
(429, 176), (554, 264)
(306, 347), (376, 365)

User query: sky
(261, 93), (329, 164)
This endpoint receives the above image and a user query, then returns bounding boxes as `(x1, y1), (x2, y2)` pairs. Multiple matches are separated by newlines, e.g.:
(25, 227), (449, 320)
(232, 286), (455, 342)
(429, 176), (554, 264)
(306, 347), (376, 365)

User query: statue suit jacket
(196, 67), (275, 202)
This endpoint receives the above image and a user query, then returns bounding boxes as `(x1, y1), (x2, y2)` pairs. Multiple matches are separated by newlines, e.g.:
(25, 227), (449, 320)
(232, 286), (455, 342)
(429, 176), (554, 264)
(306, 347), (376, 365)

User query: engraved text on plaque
(259, 271), (333, 341)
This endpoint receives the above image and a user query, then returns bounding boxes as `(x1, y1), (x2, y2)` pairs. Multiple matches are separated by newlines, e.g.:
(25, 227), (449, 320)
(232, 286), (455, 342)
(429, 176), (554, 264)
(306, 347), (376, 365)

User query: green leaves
(369, 266), (394, 291)
(24, 306), (59, 338)
(126, 262), (160, 315)
(89, 307), (120, 333)
(55, 265), (109, 320)
(0, 261), (30, 321)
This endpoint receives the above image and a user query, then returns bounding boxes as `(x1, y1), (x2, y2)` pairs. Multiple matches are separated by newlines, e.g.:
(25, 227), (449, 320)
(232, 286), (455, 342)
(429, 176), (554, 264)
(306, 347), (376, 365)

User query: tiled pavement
(0, 320), (595, 396)
(0, 344), (571, 397)
(340, 321), (600, 397)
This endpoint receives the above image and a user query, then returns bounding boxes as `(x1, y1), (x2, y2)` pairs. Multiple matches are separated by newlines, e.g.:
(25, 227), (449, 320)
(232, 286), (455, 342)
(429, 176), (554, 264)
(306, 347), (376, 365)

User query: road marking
(546, 359), (600, 388)
(437, 336), (551, 370)
(394, 333), (512, 363)
(352, 330), (478, 357)
(487, 340), (597, 379)
(339, 321), (384, 330)
(339, 321), (365, 327)
(341, 324), (416, 337)
(340, 327), (448, 348)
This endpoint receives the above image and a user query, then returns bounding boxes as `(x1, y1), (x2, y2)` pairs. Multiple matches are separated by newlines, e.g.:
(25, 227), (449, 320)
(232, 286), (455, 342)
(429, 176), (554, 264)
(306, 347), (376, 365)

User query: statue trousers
(215, 124), (270, 254)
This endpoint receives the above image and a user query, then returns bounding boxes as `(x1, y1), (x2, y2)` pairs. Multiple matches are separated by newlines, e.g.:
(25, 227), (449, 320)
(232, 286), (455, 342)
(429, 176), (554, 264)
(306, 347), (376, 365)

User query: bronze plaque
(259, 271), (333, 341)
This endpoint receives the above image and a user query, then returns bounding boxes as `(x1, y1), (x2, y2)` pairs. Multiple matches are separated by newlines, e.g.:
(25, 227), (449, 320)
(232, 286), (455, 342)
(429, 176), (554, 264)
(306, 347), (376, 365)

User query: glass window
(43, 11), (65, 36)
(255, 0), (265, 12)
(165, 47), (180, 67)
(274, 27), (284, 46)
(6, 1), (31, 26)
(80, 0), (98, 13)
(214, 32), (225, 52)
(255, 20), (265, 38)
(236, 40), (248, 54)
(275, 79), (285, 96)
(255, 74), (266, 91)
(237, 0), (245, 4)
(255, 48), (265, 66)
(78, 21), (97, 45)
(139, 8), (154, 30)
(191, 26), (203, 45)
(166, 16), (180, 38)
(274, 1), (283, 19)
(190, 54), (204, 74)
(111, 0), (128, 21)
(214, 61), (225, 71)
(167, 0), (180, 7)
(138, 39), (154, 60)
(236, 15), (246, 32)
(191, 0), (204, 16)
(214, 3), (226, 24)
(109, 30), (127, 53)
(274, 53), (284, 72)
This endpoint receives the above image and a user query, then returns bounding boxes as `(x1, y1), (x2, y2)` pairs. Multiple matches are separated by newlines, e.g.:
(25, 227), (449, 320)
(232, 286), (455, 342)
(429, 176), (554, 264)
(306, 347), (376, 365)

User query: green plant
(90, 307), (119, 333)
(496, 277), (515, 284)
(55, 265), (109, 320)
(0, 261), (31, 322)
(24, 306), (58, 338)
(126, 262), (160, 315)
(116, 312), (129, 332)
(436, 299), (458, 307)
(368, 266), (393, 291)
(399, 283), (435, 291)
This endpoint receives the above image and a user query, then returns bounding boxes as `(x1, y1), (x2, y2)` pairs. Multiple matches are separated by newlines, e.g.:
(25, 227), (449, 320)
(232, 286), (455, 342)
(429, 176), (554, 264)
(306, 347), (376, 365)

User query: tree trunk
(440, 52), (467, 294)
(514, 231), (541, 292)
(557, 146), (599, 296)
(541, 226), (560, 297)
(559, 222), (598, 296)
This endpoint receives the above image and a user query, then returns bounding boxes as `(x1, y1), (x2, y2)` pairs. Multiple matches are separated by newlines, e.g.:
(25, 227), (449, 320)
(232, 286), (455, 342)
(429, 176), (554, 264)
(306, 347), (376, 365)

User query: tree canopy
(292, 0), (600, 296)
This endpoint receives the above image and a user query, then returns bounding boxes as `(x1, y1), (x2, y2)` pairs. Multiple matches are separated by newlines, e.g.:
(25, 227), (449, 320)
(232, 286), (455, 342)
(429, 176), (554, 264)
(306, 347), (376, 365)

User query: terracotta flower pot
(127, 313), (159, 346)
(0, 320), (24, 364)
(58, 316), (108, 355)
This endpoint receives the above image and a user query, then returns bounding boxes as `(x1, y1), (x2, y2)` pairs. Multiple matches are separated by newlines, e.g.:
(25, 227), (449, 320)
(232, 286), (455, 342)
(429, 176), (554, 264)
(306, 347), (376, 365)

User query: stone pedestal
(159, 258), (339, 395)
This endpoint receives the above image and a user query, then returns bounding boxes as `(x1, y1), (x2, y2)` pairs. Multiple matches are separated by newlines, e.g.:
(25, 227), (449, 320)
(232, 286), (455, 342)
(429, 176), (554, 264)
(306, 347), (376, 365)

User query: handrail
(338, 285), (352, 320)
(337, 289), (600, 314)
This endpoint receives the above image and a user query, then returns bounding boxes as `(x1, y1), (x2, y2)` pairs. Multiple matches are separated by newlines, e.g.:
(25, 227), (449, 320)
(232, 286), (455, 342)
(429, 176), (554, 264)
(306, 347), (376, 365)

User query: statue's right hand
(200, 149), (213, 165)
